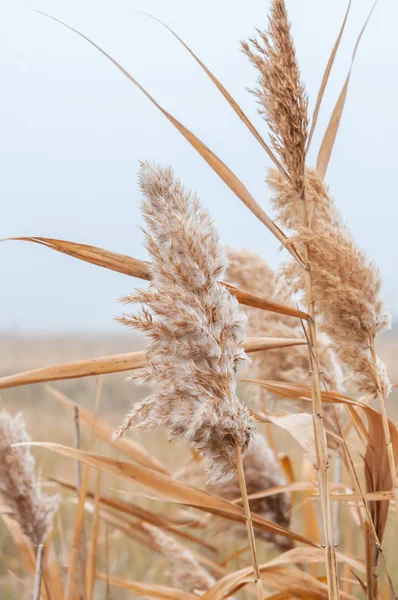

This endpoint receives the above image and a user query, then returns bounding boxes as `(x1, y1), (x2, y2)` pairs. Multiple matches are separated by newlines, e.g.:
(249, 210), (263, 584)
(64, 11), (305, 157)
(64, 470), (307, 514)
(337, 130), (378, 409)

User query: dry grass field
(0, 330), (397, 599)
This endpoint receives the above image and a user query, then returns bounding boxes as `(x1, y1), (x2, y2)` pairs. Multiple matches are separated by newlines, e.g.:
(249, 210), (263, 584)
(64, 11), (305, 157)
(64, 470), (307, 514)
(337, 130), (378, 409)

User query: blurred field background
(1, 327), (397, 598)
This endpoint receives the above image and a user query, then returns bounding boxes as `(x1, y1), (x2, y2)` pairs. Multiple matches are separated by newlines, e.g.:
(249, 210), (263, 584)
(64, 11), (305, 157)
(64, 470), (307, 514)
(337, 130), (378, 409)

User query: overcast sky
(1, 0), (397, 332)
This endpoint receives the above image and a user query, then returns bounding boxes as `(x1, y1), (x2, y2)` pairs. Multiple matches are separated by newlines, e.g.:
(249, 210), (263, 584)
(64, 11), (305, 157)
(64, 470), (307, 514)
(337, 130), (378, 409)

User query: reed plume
(144, 523), (217, 595)
(241, 0), (308, 193)
(268, 163), (397, 548)
(0, 411), (58, 548)
(267, 167), (391, 400)
(243, 2), (340, 596)
(226, 247), (341, 399)
(114, 161), (256, 482)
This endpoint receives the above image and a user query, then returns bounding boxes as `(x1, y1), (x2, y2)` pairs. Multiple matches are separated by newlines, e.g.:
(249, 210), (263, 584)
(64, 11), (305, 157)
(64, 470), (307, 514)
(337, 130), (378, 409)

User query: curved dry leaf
(266, 413), (317, 467)
(20, 442), (317, 548)
(50, 475), (216, 553)
(86, 471), (101, 600)
(2, 236), (151, 279)
(46, 385), (168, 475)
(34, 11), (303, 266)
(316, 0), (379, 179)
(201, 548), (361, 600)
(2, 516), (64, 600)
(0, 338), (308, 392)
(97, 506), (226, 578)
(4, 237), (309, 320)
(131, 11), (290, 179)
(96, 573), (197, 600)
(306, 0), (352, 152)
(244, 379), (398, 450)
(0, 351), (147, 390)
(244, 481), (316, 503)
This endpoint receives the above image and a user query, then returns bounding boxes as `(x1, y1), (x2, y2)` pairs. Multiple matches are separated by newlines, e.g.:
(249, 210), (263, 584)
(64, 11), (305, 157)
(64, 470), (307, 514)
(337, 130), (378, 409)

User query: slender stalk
(235, 444), (264, 600)
(370, 339), (398, 509)
(332, 455), (341, 546)
(66, 404), (89, 600)
(86, 471), (101, 600)
(33, 544), (44, 600)
(365, 522), (378, 600)
(300, 194), (340, 599)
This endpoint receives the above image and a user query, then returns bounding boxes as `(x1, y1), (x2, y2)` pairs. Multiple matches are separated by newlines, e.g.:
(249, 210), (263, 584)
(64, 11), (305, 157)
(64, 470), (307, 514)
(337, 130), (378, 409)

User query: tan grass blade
(66, 379), (102, 600)
(301, 459), (321, 576)
(0, 351), (147, 390)
(316, 0), (379, 179)
(363, 403), (398, 598)
(266, 413), (317, 466)
(86, 471), (100, 600)
(306, 1), (352, 152)
(245, 379), (398, 455)
(4, 237), (309, 320)
(2, 516), (64, 600)
(131, 12), (290, 180)
(2, 236), (151, 280)
(98, 505), (227, 578)
(96, 573), (197, 600)
(201, 548), (361, 600)
(244, 337), (306, 352)
(2, 515), (41, 592)
(0, 337), (307, 392)
(23, 442), (316, 548)
(46, 385), (168, 474)
(244, 481), (316, 503)
(223, 283), (309, 320)
(34, 11), (303, 266)
(50, 475), (217, 552)
(42, 538), (65, 600)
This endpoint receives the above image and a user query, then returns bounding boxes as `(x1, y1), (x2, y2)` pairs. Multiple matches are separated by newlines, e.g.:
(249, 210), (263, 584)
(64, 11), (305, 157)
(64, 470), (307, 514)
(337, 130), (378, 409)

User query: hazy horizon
(2, 0), (398, 332)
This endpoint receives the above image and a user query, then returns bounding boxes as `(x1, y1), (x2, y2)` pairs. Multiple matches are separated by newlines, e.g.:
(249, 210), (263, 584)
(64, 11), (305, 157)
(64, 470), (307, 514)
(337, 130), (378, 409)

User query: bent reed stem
(301, 192), (340, 600)
(33, 544), (44, 600)
(370, 339), (398, 509)
(235, 444), (264, 600)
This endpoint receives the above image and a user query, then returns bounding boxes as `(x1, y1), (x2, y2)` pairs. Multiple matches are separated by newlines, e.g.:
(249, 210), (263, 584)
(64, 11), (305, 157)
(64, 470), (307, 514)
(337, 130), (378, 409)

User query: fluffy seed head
(226, 247), (342, 441)
(267, 168), (391, 398)
(114, 162), (256, 481)
(242, 0), (308, 191)
(0, 411), (58, 547)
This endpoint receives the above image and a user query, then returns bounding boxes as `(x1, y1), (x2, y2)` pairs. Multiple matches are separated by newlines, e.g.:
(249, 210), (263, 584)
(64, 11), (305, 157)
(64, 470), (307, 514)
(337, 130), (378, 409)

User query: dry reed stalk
(33, 544), (44, 600)
(73, 404), (86, 600)
(242, 2), (340, 596)
(66, 379), (103, 600)
(5, 236), (310, 321)
(86, 471), (101, 600)
(235, 445), (265, 600)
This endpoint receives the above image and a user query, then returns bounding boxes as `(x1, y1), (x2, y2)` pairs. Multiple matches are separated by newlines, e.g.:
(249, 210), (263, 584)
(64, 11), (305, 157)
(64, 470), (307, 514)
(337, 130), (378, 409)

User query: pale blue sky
(1, 0), (397, 332)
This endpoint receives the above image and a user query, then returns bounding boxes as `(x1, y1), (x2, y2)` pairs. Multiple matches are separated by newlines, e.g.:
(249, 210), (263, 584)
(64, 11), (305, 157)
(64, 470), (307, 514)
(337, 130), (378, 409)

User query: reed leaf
(34, 10), (303, 266)
(316, 0), (379, 178)
(0, 338), (307, 392)
(3, 237), (309, 320)
(18, 442), (317, 548)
